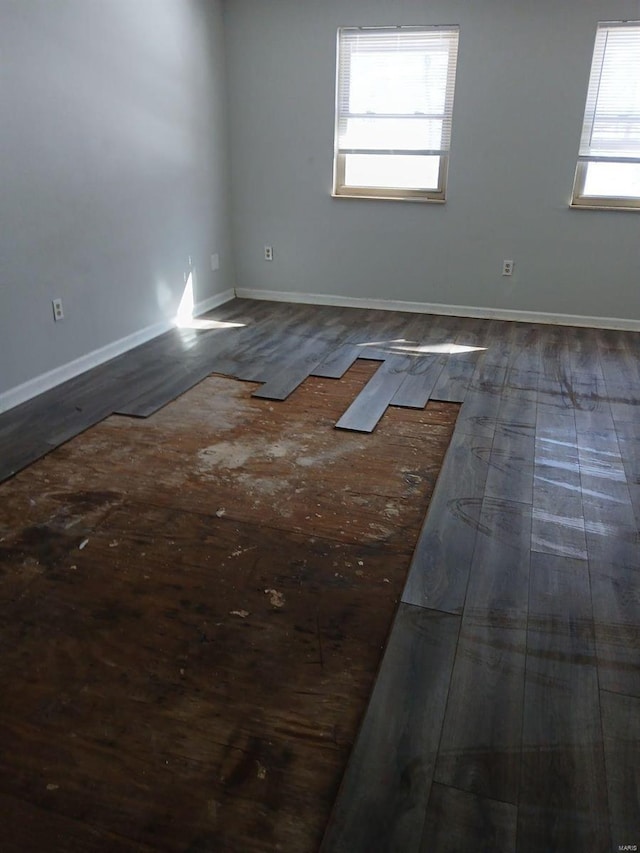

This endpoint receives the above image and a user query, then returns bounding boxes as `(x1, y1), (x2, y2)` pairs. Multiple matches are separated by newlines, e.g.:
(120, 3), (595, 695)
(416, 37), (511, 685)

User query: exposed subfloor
(0, 362), (456, 851)
(1, 298), (640, 852)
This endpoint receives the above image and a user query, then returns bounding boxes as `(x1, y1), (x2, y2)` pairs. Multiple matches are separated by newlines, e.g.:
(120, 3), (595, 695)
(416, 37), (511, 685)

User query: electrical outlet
(52, 298), (64, 322)
(210, 253), (219, 271)
(502, 259), (514, 276)
(264, 245), (273, 261)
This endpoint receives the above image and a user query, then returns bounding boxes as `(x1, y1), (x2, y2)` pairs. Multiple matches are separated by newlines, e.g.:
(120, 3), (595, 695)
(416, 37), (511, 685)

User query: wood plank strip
(517, 551), (609, 853)
(420, 783), (517, 853)
(454, 390), (500, 438)
(320, 604), (459, 853)
(517, 554), (610, 853)
(0, 440), (53, 484)
(590, 562), (640, 699)
(250, 339), (334, 400)
(479, 320), (518, 369)
(500, 367), (539, 405)
(506, 323), (544, 375)
(578, 429), (636, 528)
(601, 690), (640, 852)
(390, 354), (444, 409)
(251, 359), (322, 401)
(531, 502), (587, 561)
(433, 499), (530, 803)
(586, 523), (640, 576)
(463, 497), (532, 628)
(46, 402), (116, 445)
(430, 352), (481, 404)
(229, 328), (326, 383)
(484, 427), (535, 507)
(533, 399), (587, 561)
(433, 621), (526, 804)
(532, 414), (586, 560)
(335, 356), (411, 433)
(115, 361), (213, 418)
(498, 391), (537, 430)
(402, 423), (496, 614)
(617, 432), (640, 500)
(311, 344), (361, 379)
(535, 324), (577, 410)
(597, 326), (640, 392)
(468, 361), (507, 397)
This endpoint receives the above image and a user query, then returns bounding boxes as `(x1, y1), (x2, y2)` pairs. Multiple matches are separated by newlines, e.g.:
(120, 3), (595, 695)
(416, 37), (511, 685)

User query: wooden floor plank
(0, 439), (53, 484)
(601, 690), (640, 852)
(115, 361), (213, 418)
(320, 604), (459, 853)
(484, 427), (535, 506)
(452, 388), (499, 436)
(481, 320), (519, 369)
(533, 399), (587, 560)
(433, 498), (530, 803)
(517, 552), (609, 853)
(433, 620), (526, 804)
(402, 424), (496, 614)
(390, 354), (444, 409)
(590, 566), (640, 699)
(420, 783), (517, 853)
(463, 498), (532, 627)
(335, 356), (412, 433)
(251, 359), (322, 400)
(251, 338), (334, 400)
(311, 344), (361, 379)
(230, 329), (327, 384)
(598, 328), (640, 393)
(430, 352), (480, 404)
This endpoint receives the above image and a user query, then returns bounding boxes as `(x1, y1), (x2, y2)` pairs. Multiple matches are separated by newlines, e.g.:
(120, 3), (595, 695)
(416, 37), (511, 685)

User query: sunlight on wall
(174, 272), (245, 330)
(176, 271), (195, 325)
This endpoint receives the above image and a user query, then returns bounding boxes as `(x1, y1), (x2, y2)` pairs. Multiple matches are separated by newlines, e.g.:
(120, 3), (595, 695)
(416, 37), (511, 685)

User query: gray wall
(0, 0), (233, 396)
(224, 0), (640, 322)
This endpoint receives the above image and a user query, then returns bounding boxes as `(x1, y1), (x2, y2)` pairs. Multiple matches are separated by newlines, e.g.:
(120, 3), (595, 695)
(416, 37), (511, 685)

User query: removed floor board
(0, 362), (457, 853)
(335, 355), (412, 433)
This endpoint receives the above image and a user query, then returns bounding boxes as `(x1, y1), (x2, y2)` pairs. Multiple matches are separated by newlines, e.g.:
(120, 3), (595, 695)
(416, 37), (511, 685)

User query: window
(333, 26), (460, 201)
(572, 21), (640, 210)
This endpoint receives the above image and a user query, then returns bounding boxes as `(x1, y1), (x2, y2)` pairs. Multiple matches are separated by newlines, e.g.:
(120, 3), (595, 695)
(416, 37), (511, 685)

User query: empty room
(1, 1), (639, 851)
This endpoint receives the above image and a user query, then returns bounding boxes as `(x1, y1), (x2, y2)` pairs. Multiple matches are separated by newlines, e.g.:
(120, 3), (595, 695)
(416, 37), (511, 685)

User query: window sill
(331, 192), (446, 204)
(570, 201), (640, 212)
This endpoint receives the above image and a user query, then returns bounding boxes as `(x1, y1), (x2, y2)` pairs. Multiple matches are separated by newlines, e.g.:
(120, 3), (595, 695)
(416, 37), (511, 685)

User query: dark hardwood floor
(1, 297), (639, 852)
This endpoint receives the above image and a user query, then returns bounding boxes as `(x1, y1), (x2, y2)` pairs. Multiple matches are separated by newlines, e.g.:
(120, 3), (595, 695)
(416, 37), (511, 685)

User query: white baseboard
(194, 288), (235, 315)
(0, 289), (235, 415)
(235, 287), (640, 333)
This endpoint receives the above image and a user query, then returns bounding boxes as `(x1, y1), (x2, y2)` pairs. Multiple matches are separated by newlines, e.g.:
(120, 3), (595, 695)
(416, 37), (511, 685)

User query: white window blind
(573, 21), (640, 209)
(333, 26), (459, 201)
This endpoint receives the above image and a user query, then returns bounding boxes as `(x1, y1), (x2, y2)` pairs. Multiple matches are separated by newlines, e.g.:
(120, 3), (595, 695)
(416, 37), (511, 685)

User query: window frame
(332, 25), (459, 203)
(571, 21), (640, 212)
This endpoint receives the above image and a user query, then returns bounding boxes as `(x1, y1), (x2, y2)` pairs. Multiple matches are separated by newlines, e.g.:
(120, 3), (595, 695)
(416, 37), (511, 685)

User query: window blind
(336, 26), (460, 159)
(579, 21), (640, 164)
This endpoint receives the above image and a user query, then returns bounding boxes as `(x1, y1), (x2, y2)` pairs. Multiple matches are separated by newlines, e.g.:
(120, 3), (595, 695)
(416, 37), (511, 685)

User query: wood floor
(1, 298), (640, 852)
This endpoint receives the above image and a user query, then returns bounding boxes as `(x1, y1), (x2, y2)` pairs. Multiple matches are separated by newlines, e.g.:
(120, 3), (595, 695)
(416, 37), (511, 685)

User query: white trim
(193, 288), (235, 315)
(0, 289), (235, 415)
(234, 288), (640, 332)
